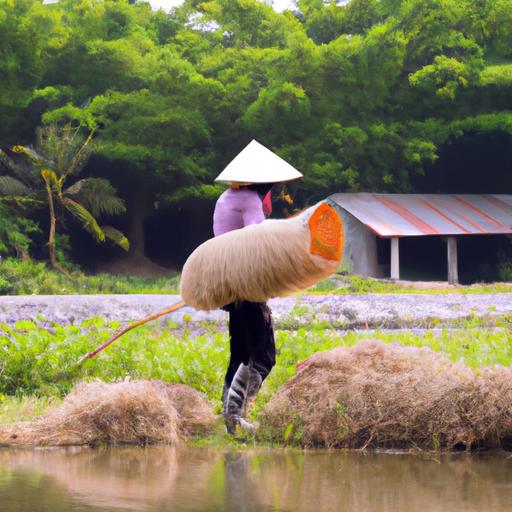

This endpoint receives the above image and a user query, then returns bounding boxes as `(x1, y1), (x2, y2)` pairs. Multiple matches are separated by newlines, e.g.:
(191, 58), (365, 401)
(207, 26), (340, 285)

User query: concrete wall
(334, 206), (385, 278)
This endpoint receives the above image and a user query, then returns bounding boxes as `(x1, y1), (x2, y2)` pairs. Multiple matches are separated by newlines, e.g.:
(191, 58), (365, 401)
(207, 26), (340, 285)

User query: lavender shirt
(213, 188), (265, 236)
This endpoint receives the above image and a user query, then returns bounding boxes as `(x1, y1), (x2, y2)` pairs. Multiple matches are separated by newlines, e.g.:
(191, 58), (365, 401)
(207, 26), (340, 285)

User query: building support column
(447, 236), (458, 285)
(390, 237), (400, 280)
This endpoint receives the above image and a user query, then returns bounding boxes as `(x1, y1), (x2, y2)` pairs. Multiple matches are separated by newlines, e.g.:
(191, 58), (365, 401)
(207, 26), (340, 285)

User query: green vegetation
(0, 258), (179, 295)
(0, 124), (128, 273)
(1, 315), (511, 424)
(2, 259), (512, 296)
(0, 0), (511, 434)
(0, 0), (512, 271)
(310, 274), (512, 294)
(0, 395), (60, 426)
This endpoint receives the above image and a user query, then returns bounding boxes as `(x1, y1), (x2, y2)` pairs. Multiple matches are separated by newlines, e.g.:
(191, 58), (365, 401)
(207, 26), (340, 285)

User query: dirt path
(0, 293), (511, 329)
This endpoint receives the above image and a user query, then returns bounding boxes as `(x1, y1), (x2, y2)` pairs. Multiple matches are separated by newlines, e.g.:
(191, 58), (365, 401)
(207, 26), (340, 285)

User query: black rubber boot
(224, 363), (257, 435)
(242, 366), (263, 417)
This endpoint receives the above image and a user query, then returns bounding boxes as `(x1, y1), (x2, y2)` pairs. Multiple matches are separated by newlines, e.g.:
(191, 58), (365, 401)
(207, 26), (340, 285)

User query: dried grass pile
(260, 340), (512, 450)
(0, 380), (215, 447)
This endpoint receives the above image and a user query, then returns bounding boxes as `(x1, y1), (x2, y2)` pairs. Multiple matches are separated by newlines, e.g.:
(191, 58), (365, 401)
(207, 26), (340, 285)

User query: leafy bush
(0, 204), (40, 259)
(497, 261), (512, 282)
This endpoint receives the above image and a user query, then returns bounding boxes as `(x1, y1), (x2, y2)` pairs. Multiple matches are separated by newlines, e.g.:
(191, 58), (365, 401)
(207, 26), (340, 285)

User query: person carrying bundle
(181, 140), (343, 435)
(67, 144), (343, 429)
(211, 140), (303, 434)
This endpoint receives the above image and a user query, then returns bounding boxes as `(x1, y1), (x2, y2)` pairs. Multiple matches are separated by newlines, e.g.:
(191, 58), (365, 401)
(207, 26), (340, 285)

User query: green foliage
(0, 258), (179, 295)
(161, 184), (226, 204)
(0, 0), (63, 143)
(0, 204), (40, 258)
(242, 81), (311, 143)
(66, 178), (126, 217)
(309, 274), (512, 294)
(0, 0), (512, 270)
(0, 123), (129, 261)
(409, 55), (473, 100)
(497, 261), (512, 281)
(2, 260), (512, 297)
(480, 63), (512, 86)
(0, 395), (60, 426)
(0, 316), (510, 408)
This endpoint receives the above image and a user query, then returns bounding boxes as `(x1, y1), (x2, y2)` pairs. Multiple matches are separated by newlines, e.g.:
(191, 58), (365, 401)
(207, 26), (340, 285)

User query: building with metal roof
(329, 193), (512, 284)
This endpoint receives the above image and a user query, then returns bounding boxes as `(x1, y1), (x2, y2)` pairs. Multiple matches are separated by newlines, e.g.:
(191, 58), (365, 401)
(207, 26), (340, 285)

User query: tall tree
(0, 124), (128, 273)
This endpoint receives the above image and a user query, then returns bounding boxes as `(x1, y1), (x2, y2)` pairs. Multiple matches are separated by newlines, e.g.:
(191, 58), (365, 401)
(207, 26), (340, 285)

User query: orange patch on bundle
(308, 203), (343, 261)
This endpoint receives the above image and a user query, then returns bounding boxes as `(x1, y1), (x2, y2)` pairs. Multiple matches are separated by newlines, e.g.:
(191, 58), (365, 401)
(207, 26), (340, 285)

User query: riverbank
(1, 291), (511, 450)
(1, 315), (511, 447)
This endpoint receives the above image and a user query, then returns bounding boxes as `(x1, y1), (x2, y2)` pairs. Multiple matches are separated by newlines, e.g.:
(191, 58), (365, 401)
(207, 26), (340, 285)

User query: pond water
(0, 446), (511, 512)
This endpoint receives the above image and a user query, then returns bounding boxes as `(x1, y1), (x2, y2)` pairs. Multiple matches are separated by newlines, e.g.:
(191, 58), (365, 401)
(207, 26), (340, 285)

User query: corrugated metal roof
(329, 193), (512, 237)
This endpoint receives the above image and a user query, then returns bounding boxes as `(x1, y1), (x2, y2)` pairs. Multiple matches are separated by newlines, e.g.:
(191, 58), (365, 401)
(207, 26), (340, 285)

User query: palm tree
(0, 123), (129, 274)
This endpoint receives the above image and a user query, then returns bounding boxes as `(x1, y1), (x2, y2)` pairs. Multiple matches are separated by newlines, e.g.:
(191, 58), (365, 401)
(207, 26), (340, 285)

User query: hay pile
(0, 380), (215, 446)
(260, 340), (512, 450)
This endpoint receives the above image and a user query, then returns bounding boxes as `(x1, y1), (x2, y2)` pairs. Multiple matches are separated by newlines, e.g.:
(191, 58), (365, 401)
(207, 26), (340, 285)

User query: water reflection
(0, 446), (511, 512)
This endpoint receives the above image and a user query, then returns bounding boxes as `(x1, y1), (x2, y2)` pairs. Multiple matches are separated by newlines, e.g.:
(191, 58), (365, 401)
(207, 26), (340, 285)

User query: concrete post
(447, 236), (458, 285)
(390, 237), (400, 280)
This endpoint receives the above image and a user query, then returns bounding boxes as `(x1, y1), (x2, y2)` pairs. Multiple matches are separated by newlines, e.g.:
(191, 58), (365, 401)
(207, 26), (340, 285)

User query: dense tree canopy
(0, 0), (511, 270)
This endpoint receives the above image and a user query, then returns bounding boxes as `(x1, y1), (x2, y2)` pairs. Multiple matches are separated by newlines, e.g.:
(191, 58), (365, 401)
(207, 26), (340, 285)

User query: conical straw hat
(214, 140), (303, 184)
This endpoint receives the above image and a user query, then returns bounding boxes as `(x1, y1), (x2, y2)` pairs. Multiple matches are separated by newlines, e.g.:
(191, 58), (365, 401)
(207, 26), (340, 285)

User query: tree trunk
(45, 183), (70, 276)
(103, 187), (171, 276)
(14, 245), (30, 262)
(127, 190), (151, 259)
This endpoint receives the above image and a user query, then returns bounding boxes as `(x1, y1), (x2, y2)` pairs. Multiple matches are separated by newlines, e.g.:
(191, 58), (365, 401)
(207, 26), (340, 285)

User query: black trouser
(222, 301), (276, 414)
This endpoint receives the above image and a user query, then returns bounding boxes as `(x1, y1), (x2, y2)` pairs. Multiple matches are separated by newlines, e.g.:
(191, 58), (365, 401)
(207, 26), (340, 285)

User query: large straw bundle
(180, 201), (343, 310)
(0, 380), (215, 447)
(260, 340), (512, 450)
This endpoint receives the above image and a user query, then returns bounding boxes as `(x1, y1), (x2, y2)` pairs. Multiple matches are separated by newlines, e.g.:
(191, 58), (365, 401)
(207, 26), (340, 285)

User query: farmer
(213, 140), (303, 434)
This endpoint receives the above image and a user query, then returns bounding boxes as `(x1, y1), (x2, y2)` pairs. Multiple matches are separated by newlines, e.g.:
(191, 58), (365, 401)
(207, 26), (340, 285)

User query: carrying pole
(73, 300), (187, 367)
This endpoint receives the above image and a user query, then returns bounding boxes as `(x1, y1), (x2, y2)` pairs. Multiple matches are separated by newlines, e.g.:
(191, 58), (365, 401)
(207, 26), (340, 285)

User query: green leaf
(65, 178), (126, 217)
(101, 225), (130, 251)
(10, 145), (44, 166)
(0, 150), (40, 186)
(283, 423), (295, 442)
(0, 197), (43, 206)
(161, 184), (225, 204)
(61, 197), (105, 242)
(0, 150), (21, 176)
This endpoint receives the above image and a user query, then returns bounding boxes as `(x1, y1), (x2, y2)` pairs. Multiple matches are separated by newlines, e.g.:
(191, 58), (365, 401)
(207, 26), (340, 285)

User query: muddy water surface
(0, 446), (511, 512)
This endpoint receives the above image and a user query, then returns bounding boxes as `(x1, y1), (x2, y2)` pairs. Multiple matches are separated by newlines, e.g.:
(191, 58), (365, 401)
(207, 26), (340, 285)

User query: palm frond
(41, 168), (63, 197)
(63, 178), (85, 195)
(36, 124), (68, 173)
(61, 197), (105, 242)
(11, 145), (44, 166)
(0, 149), (42, 186)
(0, 149), (34, 183)
(36, 124), (94, 177)
(0, 197), (44, 206)
(0, 150), (19, 174)
(67, 128), (95, 176)
(65, 178), (126, 217)
(101, 225), (130, 251)
(0, 176), (31, 196)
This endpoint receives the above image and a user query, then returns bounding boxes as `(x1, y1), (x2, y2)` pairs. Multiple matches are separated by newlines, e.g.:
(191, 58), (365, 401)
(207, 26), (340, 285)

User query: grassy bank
(311, 274), (512, 294)
(0, 316), (511, 426)
(2, 259), (512, 295)
(0, 259), (180, 295)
